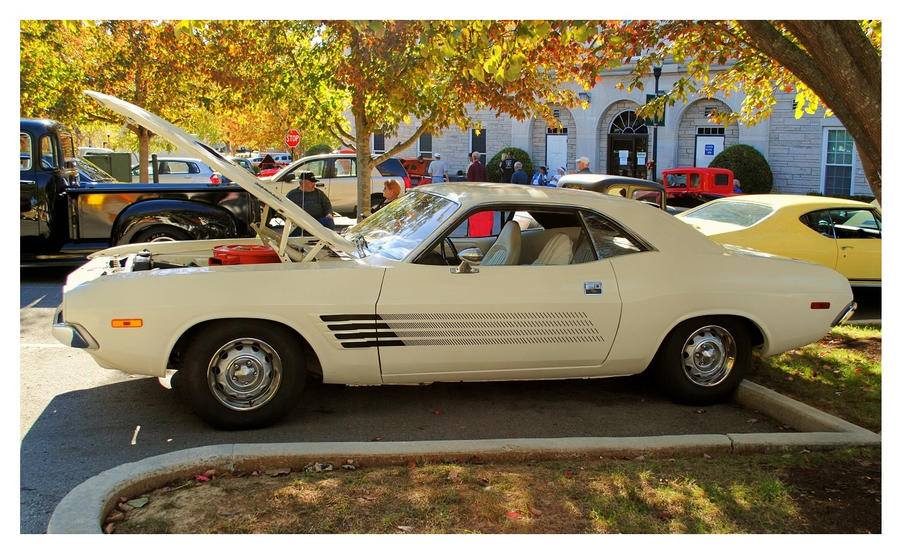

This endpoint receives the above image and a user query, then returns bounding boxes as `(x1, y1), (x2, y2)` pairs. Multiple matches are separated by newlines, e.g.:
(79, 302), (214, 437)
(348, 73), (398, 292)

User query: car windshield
(685, 201), (774, 228)
(344, 191), (459, 261)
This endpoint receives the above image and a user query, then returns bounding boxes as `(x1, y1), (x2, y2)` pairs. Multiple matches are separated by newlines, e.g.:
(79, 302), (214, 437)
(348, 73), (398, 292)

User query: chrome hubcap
(207, 338), (282, 411)
(680, 325), (736, 387)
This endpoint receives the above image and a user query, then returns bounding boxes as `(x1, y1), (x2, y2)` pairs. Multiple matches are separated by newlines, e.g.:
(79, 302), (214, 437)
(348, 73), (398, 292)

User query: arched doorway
(607, 110), (649, 178)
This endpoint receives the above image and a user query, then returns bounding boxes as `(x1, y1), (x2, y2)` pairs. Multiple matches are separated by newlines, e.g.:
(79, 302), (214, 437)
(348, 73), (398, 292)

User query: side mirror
(458, 247), (484, 266)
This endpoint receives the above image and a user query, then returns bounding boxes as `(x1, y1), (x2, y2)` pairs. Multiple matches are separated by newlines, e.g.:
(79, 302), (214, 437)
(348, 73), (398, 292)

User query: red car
(662, 167), (741, 212)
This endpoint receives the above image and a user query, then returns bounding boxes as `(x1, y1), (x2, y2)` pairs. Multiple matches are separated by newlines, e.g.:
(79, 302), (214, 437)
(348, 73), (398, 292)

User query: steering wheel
(440, 237), (459, 265)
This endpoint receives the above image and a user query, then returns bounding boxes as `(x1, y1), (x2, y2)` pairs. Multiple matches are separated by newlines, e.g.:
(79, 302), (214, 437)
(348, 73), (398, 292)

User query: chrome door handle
(841, 245), (854, 250)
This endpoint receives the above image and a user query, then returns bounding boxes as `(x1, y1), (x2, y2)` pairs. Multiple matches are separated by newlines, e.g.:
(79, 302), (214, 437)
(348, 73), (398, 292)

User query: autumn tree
(193, 20), (613, 216)
(610, 20), (882, 204)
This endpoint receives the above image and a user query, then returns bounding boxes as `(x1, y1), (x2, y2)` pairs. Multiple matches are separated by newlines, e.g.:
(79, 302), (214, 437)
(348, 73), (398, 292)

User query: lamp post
(651, 65), (662, 182)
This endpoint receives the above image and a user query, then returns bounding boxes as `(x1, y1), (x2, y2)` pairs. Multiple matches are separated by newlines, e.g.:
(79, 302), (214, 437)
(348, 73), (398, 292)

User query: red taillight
(210, 174), (220, 184)
(404, 175), (412, 189)
(810, 302), (831, 310)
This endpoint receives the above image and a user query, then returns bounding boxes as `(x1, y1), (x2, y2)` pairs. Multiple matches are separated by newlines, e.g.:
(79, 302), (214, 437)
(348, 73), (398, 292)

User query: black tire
(653, 316), (750, 405)
(181, 320), (305, 429)
(132, 225), (191, 243)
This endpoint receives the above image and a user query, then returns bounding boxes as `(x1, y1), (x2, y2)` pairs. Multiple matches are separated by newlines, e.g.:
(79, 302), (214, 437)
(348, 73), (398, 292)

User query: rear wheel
(654, 316), (750, 404)
(181, 321), (305, 429)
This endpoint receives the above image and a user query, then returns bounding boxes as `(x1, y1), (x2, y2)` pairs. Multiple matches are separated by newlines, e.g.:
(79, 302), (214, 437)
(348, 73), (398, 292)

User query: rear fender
(112, 199), (240, 245)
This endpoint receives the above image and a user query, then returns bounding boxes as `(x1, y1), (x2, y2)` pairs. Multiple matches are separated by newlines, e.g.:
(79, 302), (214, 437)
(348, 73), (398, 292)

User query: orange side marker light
(112, 319), (143, 328)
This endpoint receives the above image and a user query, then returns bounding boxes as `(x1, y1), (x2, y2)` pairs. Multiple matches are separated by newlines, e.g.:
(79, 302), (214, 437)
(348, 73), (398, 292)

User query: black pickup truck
(20, 118), (258, 265)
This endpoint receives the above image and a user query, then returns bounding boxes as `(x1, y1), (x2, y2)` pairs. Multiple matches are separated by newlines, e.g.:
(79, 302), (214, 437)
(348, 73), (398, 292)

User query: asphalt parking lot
(19, 267), (880, 533)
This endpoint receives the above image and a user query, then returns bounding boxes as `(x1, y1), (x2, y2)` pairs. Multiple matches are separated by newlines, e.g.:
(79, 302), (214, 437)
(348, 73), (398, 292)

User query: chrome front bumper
(51, 306), (99, 349)
(832, 301), (858, 327)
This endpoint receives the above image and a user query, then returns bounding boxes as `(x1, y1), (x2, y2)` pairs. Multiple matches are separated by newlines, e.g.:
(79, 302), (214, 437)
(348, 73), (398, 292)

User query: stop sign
(284, 129), (301, 148)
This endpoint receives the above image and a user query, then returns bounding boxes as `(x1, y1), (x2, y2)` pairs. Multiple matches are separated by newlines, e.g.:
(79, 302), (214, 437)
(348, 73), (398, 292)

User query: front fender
(111, 199), (242, 244)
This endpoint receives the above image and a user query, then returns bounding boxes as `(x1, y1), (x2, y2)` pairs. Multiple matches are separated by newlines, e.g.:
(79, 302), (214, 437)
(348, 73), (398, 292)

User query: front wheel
(181, 321), (305, 429)
(653, 316), (751, 405)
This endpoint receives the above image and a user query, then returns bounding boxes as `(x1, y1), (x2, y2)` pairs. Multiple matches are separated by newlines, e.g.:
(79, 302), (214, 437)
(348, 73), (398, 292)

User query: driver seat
(481, 220), (521, 266)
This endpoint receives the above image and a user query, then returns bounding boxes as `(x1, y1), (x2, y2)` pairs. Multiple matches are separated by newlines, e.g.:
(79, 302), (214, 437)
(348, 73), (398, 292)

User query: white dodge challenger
(52, 92), (856, 429)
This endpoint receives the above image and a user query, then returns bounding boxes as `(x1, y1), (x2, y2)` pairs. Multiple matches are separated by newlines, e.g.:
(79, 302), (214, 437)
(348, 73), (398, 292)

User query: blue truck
(20, 118), (258, 265)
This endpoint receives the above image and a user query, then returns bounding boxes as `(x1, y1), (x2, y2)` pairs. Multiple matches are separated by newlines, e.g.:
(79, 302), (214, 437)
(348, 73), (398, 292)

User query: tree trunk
(352, 102), (373, 218)
(737, 20), (882, 205)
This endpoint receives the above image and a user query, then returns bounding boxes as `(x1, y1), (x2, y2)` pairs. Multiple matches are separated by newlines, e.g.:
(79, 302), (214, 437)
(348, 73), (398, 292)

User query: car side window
(334, 158), (356, 178)
(39, 135), (58, 169)
(581, 211), (647, 259)
(286, 159), (327, 183)
(20, 133), (32, 170)
(799, 210), (835, 238)
(689, 173), (700, 188)
(187, 162), (200, 174)
(829, 208), (881, 239)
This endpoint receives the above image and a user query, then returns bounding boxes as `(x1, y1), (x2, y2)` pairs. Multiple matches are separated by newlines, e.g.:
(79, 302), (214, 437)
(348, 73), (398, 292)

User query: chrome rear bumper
(832, 301), (858, 327)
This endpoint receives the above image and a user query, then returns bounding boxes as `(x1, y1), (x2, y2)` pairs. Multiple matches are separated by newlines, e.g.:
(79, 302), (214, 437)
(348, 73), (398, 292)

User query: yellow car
(677, 194), (881, 286)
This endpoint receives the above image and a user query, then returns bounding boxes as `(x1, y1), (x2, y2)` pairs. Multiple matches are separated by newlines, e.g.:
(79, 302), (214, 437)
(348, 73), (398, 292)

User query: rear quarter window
(685, 201), (773, 228)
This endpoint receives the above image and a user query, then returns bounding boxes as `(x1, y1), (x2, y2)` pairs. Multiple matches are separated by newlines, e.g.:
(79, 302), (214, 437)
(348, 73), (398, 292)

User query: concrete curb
(47, 380), (880, 534)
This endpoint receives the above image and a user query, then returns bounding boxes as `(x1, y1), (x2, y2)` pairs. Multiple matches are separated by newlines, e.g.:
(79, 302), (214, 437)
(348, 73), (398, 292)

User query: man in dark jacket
(510, 161), (530, 184)
(499, 152), (516, 182)
(286, 172), (334, 229)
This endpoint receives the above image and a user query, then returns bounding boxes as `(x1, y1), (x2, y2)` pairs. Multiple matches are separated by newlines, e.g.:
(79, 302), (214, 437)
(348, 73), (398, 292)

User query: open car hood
(84, 90), (357, 254)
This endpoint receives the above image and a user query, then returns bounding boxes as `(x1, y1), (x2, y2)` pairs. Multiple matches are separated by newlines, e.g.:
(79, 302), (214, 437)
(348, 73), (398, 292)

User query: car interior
(417, 207), (646, 267)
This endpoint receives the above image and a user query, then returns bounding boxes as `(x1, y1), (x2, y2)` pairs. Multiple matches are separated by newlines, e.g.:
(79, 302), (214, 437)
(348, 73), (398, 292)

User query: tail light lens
(404, 175), (412, 189)
(210, 173), (221, 184)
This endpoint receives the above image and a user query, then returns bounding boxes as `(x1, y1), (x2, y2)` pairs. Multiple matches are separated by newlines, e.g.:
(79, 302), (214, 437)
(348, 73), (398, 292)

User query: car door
(375, 207), (623, 383)
(830, 207), (881, 283)
(271, 158), (329, 197)
(328, 157), (357, 214)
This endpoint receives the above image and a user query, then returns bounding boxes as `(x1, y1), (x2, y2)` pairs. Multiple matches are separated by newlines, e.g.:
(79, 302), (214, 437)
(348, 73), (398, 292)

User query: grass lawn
(109, 325), (881, 534)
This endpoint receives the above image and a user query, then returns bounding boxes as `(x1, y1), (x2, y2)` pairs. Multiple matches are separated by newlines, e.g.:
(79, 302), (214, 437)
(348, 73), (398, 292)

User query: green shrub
(302, 143), (333, 157)
(486, 147), (533, 182)
(710, 144), (773, 194)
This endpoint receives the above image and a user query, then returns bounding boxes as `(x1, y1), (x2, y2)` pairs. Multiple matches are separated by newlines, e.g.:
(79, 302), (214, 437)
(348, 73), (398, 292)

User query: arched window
(609, 111), (648, 135)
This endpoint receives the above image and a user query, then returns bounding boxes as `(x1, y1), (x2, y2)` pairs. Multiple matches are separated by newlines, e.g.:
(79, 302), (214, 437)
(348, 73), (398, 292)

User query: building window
(372, 133), (385, 155)
(609, 111), (648, 134)
(823, 129), (854, 196)
(470, 129), (486, 163)
(547, 128), (568, 134)
(418, 133), (432, 158)
(697, 127), (725, 136)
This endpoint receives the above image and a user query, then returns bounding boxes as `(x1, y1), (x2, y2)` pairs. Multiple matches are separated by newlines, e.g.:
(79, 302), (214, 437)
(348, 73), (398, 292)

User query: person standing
(576, 156), (591, 174)
(466, 151), (487, 182)
(428, 153), (450, 183)
(531, 166), (549, 186)
(499, 152), (517, 183)
(286, 171), (335, 229)
(510, 161), (529, 184)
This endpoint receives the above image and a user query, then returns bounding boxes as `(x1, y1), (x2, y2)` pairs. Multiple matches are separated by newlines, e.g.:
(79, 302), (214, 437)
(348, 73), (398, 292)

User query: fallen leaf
(703, 453), (712, 459)
(657, 511), (673, 520)
(126, 497), (149, 508)
(447, 468), (460, 480)
(117, 502), (134, 513)
(195, 474), (210, 482)
(507, 511), (522, 519)
(433, 410), (443, 415)
(203, 469), (216, 478)
(266, 467), (291, 477)
(695, 409), (707, 414)
(407, 460), (417, 469)
(634, 455), (645, 461)
(746, 418), (759, 424)
(105, 511), (126, 523)
(359, 494), (377, 502)
(397, 525), (414, 532)
(371, 436), (383, 442)
(564, 471), (574, 479)
(528, 505), (542, 516)
(104, 522), (116, 534)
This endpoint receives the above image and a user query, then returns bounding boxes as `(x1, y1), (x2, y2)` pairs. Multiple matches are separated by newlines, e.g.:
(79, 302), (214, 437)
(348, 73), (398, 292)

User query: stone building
(370, 64), (872, 197)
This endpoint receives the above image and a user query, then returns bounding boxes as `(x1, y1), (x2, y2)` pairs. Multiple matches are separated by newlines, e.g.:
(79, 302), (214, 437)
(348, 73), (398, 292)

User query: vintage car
(51, 92), (856, 429)
(677, 194), (881, 287)
(557, 174), (667, 211)
(663, 167), (740, 213)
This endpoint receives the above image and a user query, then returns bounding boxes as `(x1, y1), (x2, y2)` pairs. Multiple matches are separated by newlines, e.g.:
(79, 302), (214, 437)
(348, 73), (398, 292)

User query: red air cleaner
(209, 245), (281, 265)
